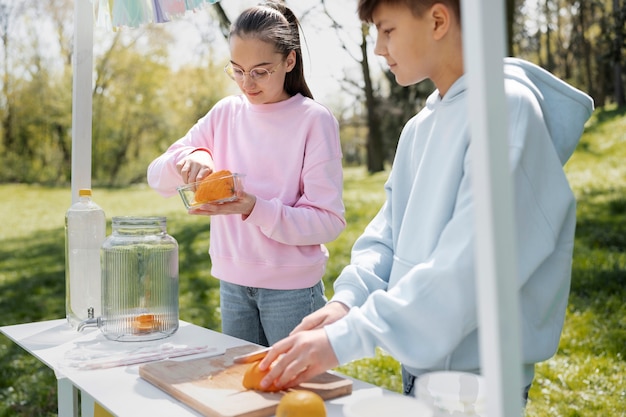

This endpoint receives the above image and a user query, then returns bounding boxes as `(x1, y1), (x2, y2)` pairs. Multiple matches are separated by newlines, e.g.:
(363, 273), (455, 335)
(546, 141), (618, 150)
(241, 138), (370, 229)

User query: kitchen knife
(232, 347), (271, 364)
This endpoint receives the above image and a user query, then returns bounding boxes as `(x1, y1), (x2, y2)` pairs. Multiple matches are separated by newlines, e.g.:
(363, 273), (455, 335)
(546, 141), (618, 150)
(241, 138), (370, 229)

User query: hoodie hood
(503, 57), (595, 165)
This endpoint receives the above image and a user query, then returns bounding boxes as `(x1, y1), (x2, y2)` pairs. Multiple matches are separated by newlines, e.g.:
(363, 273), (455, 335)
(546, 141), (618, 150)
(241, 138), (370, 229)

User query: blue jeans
(219, 280), (327, 346)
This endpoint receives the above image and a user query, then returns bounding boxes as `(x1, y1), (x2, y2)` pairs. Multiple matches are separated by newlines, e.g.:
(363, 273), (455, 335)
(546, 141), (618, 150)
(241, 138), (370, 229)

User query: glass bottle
(65, 188), (106, 328)
(98, 216), (179, 341)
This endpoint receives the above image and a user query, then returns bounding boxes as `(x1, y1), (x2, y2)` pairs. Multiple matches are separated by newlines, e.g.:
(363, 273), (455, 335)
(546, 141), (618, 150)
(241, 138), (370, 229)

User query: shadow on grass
(0, 228), (65, 416)
(0, 229), (66, 325)
(568, 193), (626, 359)
(0, 221), (221, 416)
(579, 105), (626, 136)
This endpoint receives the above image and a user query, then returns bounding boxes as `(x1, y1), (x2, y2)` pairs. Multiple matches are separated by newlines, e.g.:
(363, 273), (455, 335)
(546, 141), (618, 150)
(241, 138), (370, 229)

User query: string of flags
(94, 0), (222, 30)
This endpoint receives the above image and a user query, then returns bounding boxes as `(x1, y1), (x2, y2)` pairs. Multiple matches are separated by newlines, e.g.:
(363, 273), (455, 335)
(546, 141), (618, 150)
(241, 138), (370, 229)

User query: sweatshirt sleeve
(147, 112), (215, 197)
(327, 161), (478, 368)
(244, 109), (346, 246)
(330, 176), (396, 309)
(326, 83), (576, 370)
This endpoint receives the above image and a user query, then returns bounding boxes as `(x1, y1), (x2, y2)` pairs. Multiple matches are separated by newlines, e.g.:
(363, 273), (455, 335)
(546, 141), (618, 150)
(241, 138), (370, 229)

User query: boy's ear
(430, 4), (451, 40)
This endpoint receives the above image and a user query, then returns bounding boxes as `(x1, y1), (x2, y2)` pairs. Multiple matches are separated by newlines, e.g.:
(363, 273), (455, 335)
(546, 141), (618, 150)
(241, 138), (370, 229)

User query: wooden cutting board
(139, 345), (353, 417)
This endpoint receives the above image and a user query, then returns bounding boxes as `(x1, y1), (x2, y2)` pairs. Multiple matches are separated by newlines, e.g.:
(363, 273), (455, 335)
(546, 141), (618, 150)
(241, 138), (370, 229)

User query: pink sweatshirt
(147, 93), (346, 290)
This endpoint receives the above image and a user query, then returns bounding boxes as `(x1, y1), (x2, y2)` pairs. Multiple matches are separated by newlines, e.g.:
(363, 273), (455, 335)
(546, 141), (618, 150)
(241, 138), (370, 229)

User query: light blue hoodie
(325, 58), (594, 387)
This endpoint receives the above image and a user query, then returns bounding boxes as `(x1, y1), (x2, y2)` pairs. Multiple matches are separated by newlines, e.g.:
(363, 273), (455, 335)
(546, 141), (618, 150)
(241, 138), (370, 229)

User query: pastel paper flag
(112, 0), (154, 28)
(96, 0), (221, 29)
(158, 0), (187, 20)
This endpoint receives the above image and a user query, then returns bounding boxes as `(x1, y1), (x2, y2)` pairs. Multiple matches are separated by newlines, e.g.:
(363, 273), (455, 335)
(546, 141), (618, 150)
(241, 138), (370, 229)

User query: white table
(1, 319), (400, 417)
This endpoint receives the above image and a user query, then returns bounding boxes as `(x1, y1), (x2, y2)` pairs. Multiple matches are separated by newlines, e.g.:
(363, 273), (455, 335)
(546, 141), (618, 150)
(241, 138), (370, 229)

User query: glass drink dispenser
(79, 216), (179, 341)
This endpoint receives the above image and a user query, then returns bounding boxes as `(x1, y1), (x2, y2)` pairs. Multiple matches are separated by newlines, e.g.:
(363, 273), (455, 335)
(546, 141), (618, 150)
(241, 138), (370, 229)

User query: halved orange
(242, 360), (281, 392)
(195, 170), (235, 203)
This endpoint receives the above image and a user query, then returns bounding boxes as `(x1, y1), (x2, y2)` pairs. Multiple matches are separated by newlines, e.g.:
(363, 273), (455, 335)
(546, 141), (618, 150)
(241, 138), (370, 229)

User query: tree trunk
(544, 0), (555, 71)
(536, 6), (544, 68)
(211, 2), (231, 40)
(0, 3), (13, 150)
(506, 0), (515, 55)
(578, 1), (595, 99)
(613, 0), (625, 106)
(555, 0), (572, 80)
(360, 24), (385, 173)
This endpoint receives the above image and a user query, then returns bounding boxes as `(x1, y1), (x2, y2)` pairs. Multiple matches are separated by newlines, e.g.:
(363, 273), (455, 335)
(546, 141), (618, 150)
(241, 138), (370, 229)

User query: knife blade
(232, 347), (271, 364)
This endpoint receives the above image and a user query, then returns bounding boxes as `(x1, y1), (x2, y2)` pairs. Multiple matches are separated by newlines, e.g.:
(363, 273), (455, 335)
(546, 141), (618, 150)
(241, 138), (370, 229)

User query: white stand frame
(70, 0), (94, 204)
(461, 1), (523, 416)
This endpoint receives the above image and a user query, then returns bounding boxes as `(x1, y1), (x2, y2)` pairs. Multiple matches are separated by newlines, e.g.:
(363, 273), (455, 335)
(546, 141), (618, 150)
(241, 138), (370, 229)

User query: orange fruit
(194, 170), (235, 203)
(131, 313), (156, 333)
(276, 390), (327, 417)
(242, 360), (281, 392)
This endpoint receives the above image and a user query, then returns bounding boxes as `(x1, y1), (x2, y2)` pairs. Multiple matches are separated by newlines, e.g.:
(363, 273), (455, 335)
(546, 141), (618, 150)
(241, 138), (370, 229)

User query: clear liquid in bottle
(65, 189), (106, 328)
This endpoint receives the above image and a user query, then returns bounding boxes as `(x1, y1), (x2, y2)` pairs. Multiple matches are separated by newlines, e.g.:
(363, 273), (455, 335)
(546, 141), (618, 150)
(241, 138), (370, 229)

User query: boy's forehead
(371, 2), (408, 27)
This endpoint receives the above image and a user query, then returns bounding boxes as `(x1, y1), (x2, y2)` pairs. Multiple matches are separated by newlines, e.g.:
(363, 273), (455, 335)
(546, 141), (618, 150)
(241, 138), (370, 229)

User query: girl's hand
(176, 151), (214, 184)
(189, 191), (257, 218)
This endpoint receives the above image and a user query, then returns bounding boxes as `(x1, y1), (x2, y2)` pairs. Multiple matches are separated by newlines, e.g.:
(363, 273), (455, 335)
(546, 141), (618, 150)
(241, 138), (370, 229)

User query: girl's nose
(241, 75), (257, 89)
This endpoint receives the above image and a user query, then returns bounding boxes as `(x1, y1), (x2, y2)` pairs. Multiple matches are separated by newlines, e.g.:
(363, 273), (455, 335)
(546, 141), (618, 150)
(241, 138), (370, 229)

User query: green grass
(525, 106), (626, 417)
(1, 107), (625, 415)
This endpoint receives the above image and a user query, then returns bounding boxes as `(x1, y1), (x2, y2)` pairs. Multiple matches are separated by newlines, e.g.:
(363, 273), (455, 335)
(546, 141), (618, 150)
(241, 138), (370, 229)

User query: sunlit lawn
(1, 106), (625, 415)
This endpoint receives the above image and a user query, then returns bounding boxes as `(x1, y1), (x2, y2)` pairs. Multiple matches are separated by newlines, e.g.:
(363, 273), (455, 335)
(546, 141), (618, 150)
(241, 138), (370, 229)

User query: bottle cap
(78, 189), (92, 197)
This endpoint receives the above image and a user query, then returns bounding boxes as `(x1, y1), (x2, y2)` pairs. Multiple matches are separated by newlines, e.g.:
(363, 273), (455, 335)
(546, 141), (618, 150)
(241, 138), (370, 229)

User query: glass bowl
(177, 173), (245, 208)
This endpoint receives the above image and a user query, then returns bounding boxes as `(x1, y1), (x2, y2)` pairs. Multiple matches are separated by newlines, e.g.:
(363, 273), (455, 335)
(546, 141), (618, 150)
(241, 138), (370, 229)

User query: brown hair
(230, 2), (313, 99)
(357, 0), (460, 24)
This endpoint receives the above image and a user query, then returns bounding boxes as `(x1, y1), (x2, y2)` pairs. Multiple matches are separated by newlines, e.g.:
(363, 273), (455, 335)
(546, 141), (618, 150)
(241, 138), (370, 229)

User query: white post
(81, 391), (96, 417)
(57, 377), (79, 417)
(460, 1), (523, 416)
(70, 0), (94, 203)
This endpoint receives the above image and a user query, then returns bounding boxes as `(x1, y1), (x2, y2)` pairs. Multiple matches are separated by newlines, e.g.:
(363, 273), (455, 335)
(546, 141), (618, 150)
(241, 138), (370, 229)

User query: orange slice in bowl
(195, 170), (235, 203)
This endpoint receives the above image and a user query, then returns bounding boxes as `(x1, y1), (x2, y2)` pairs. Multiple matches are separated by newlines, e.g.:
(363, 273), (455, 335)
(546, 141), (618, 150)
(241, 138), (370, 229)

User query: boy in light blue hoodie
(258, 0), (594, 401)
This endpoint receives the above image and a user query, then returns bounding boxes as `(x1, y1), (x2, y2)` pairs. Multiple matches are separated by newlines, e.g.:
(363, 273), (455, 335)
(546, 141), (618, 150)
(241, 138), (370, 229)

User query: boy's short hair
(357, 0), (461, 23)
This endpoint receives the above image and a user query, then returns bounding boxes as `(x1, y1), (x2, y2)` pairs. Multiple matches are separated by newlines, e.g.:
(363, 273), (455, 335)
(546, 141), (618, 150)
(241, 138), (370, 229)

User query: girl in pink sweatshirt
(147, 2), (345, 346)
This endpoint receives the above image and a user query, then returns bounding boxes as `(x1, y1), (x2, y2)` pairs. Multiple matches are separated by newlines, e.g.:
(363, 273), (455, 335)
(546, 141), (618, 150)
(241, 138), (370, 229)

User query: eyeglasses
(224, 62), (282, 83)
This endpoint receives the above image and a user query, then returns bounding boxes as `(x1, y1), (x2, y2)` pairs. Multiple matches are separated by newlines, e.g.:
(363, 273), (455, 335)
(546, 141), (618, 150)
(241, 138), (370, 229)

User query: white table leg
(81, 391), (95, 416)
(57, 377), (79, 417)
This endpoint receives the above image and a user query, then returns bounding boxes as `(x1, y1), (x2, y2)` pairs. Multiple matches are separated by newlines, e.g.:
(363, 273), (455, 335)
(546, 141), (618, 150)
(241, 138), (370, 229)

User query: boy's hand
(290, 301), (349, 334)
(257, 328), (338, 390)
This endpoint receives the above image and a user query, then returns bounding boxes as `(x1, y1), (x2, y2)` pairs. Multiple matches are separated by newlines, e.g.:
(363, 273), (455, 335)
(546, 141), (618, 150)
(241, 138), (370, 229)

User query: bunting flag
(94, 0), (221, 30)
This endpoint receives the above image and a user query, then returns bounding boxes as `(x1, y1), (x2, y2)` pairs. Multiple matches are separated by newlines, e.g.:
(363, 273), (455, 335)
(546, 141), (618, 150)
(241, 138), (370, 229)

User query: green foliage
(2, 104), (626, 415)
(322, 168), (388, 296)
(0, 21), (230, 187)
(90, 29), (229, 187)
(0, 61), (73, 185)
